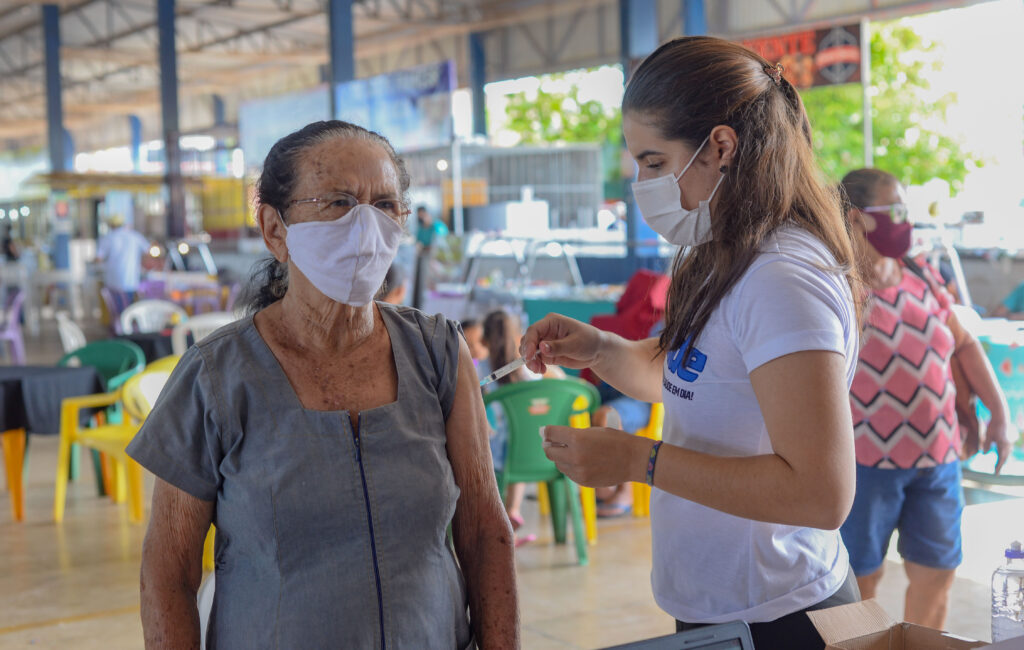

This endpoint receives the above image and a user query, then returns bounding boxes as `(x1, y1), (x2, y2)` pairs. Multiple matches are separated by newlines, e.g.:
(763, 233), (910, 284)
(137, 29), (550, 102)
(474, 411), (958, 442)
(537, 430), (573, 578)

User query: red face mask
(861, 203), (912, 258)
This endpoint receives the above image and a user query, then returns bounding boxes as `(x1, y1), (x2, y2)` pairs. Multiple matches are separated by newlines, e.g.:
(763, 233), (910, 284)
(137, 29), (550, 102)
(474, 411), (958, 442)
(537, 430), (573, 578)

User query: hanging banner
(334, 60), (456, 152)
(741, 23), (862, 89)
(238, 85), (331, 172)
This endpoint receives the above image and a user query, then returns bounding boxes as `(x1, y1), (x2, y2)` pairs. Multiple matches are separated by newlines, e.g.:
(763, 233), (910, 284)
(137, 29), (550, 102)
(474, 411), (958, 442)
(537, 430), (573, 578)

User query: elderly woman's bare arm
(140, 478), (214, 649)
(447, 338), (519, 649)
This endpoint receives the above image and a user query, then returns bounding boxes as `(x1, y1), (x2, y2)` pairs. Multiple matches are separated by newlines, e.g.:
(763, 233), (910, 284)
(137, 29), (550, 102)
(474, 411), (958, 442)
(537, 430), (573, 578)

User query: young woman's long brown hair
(622, 36), (863, 355)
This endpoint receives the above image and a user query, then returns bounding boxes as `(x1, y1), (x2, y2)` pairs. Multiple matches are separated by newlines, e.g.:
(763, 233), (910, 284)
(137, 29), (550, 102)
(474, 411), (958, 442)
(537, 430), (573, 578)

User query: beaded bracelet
(646, 440), (663, 486)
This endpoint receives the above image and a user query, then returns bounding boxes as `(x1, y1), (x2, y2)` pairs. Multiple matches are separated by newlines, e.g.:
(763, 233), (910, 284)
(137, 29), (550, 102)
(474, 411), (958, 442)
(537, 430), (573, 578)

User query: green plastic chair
(57, 340), (146, 495)
(483, 377), (600, 566)
(58, 340), (147, 391)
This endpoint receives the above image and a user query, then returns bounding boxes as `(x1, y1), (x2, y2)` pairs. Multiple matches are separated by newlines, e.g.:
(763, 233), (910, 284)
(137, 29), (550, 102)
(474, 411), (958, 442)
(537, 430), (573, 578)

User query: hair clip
(765, 62), (784, 86)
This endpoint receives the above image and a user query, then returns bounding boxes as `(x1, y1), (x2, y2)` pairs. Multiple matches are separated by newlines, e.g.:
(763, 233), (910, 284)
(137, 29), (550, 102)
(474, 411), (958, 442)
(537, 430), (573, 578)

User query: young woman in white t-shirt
(521, 36), (865, 649)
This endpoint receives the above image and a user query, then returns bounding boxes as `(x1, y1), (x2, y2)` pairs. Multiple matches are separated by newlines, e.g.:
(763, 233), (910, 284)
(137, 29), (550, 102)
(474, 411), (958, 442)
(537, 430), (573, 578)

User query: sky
(907, 0), (1024, 223)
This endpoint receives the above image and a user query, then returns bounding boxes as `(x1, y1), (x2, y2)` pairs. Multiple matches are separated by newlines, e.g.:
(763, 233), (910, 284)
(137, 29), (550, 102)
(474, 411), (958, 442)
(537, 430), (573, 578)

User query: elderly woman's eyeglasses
(860, 203), (909, 224)
(286, 192), (408, 221)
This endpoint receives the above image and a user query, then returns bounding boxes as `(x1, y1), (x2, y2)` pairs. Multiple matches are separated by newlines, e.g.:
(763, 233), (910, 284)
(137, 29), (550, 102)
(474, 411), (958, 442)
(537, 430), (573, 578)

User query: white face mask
(631, 135), (725, 247)
(281, 203), (404, 306)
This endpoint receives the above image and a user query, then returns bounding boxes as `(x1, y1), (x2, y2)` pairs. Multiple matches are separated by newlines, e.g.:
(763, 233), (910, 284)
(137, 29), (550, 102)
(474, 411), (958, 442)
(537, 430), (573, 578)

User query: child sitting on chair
(481, 309), (562, 547)
(482, 309), (625, 543)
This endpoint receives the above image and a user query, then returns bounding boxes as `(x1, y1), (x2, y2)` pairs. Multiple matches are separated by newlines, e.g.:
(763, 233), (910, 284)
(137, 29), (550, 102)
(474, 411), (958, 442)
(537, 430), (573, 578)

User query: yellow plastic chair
(54, 367), (172, 523)
(632, 402), (665, 517)
(97, 357), (177, 504)
(128, 354), (214, 568)
(570, 398), (599, 544)
(146, 354), (182, 373)
(202, 526), (216, 571)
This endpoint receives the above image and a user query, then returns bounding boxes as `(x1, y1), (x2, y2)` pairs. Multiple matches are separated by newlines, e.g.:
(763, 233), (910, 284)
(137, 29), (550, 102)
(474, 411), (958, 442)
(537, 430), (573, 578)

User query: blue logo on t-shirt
(667, 338), (707, 383)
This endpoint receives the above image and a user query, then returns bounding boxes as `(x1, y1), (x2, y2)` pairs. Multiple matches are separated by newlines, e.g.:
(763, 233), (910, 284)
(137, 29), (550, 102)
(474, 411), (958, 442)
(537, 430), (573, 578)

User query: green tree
(502, 72), (625, 194)
(802, 19), (982, 193)
(502, 74), (621, 146)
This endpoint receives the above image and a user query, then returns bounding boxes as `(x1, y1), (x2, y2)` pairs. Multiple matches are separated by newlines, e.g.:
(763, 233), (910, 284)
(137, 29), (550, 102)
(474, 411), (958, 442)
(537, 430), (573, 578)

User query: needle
(480, 357), (527, 387)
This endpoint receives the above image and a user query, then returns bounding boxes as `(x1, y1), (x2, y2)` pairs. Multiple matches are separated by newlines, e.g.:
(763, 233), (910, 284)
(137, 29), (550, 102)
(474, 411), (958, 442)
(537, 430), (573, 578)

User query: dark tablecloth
(0, 366), (104, 434)
(115, 332), (175, 363)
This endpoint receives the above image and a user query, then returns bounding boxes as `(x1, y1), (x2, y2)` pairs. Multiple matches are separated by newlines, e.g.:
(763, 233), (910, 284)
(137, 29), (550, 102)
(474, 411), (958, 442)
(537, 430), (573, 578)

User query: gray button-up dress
(127, 304), (473, 649)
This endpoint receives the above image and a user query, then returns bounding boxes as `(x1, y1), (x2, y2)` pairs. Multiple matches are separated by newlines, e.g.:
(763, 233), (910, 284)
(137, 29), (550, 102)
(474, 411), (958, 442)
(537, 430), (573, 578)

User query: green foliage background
(801, 19), (982, 193)
(503, 73), (622, 146)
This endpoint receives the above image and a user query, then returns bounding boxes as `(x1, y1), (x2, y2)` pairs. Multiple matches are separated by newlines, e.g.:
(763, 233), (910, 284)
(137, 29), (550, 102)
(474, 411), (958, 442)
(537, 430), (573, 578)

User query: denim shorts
(605, 395), (653, 434)
(486, 402), (508, 471)
(840, 462), (964, 575)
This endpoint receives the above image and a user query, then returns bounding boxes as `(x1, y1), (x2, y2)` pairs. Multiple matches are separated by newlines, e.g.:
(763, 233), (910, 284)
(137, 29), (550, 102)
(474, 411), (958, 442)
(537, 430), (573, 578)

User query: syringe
(479, 357), (527, 387)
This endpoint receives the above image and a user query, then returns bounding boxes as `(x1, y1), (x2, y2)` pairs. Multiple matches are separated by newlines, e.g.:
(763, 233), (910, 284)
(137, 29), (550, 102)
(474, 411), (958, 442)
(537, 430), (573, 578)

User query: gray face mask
(631, 135), (724, 247)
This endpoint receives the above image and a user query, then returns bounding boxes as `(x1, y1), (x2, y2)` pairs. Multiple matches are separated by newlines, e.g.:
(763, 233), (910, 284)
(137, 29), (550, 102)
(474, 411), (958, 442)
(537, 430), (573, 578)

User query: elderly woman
(127, 120), (518, 649)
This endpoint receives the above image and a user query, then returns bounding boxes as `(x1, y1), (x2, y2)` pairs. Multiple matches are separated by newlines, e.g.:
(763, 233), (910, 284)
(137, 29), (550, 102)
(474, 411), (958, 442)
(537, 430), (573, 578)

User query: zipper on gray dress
(353, 414), (387, 650)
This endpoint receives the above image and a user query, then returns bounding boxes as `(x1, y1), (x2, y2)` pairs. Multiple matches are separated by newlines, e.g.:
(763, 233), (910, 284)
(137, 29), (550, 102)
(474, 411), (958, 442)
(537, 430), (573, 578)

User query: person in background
(838, 167), (1016, 630)
(989, 280), (1024, 320)
(378, 262), (408, 305)
(96, 214), (151, 298)
(934, 258), (964, 307)
(2, 224), (19, 262)
(521, 36), (865, 649)
(129, 120), (517, 648)
(460, 318), (489, 367)
(411, 206), (449, 309)
(483, 308), (628, 535)
(415, 205), (449, 249)
(482, 309), (566, 547)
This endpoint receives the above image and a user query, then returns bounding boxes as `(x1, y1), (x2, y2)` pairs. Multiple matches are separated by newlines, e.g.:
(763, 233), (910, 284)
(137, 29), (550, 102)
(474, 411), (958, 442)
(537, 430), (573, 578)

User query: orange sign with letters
(742, 23), (862, 89)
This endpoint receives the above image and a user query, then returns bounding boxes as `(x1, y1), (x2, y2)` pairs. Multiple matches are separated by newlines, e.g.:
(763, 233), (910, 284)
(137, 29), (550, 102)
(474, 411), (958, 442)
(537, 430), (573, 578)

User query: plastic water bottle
(992, 540), (1024, 642)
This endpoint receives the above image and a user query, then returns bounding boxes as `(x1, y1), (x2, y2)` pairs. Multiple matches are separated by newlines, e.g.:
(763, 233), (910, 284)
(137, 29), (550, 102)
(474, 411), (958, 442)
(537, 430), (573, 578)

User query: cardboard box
(807, 599), (988, 649)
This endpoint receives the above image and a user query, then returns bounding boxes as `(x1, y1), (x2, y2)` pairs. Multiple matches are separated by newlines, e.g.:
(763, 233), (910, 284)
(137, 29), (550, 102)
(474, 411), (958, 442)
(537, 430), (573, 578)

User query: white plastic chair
(119, 299), (188, 334)
(171, 311), (236, 355)
(55, 311), (87, 354)
(198, 572), (215, 649)
(133, 370), (173, 410)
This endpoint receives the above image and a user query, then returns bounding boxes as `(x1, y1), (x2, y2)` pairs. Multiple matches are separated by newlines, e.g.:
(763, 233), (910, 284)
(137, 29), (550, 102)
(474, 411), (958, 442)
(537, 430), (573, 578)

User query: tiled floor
(2, 317), (1022, 648)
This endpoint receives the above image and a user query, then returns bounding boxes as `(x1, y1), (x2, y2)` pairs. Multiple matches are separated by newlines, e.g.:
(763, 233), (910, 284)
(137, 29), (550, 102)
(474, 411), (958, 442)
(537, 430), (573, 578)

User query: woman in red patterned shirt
(839, 168), (1015, 630)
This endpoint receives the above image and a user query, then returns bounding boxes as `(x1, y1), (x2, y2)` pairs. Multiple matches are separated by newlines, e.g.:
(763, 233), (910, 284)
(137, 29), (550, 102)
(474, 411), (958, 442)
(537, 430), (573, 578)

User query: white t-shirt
(652, 226), (857, 624)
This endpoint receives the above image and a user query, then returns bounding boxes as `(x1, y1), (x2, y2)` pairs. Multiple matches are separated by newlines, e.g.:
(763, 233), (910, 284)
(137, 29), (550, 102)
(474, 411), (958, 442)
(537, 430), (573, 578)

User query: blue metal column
(683, 0), (707, 36)
(469, 32), (487, 137)
(619, 0), (658, 274)
(43, 5), (72, 269)
(63, 128), (75, 172)
(53, 128), (75, 269)
(43, 5), (66, 173)
(620, 0), (658, 63)
(327, 0), (355, 117)
(128, 115), (142, 172)
(158, 0), (185, 238)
